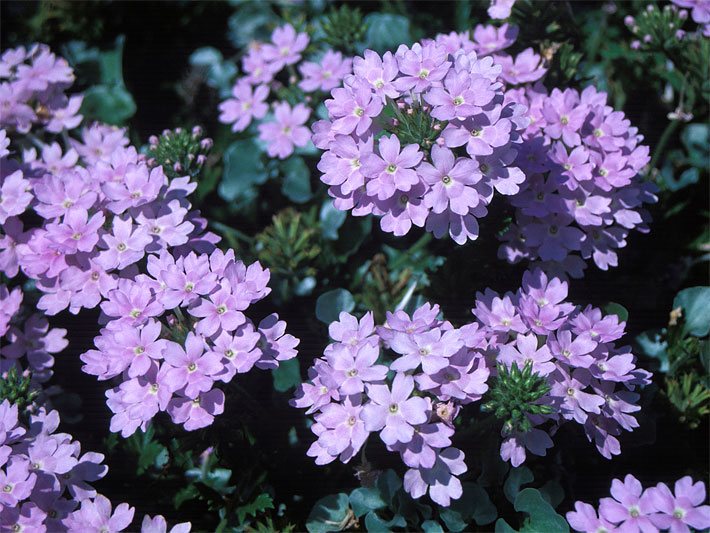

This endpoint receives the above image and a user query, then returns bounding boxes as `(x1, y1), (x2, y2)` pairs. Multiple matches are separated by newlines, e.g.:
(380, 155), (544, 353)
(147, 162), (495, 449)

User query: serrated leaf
(315, 289), (355, 324)
(236, 493), (274, 524)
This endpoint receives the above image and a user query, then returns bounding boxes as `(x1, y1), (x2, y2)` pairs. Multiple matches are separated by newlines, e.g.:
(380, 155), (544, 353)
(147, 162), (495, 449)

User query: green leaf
(227, 2), (277, 48)
(331, 216), (371, 260)
(421, 521), (444, 533)
(349, 487), (386, 517)
(514, 488), (569, 533)
(504, 467), (534, 504)
(81, 85), (136, 125)
(306, 493), (351, 533)
(539, 480), (565, 509)
(272, 358), (302, 392)
(219, 139), (268, 202)
(235, 493), (274, 524)
(674, 287), (710, 337)
(315, 289), (355, 324)
(124, 426), (168, 476)
(188, 47), (237, 96)
(441, 483), (497, 531)
(636, 330), (669, 372)
(364, 511), (406, 532)
(681, 123), (709, 168)
(320, 200), (347, 240)
(603, 302), (629, 322)
(174, 484), (200, 509)
(281, 156), (313, 203)
(376, 469), (402, 505)
(363, 13), (411, 52)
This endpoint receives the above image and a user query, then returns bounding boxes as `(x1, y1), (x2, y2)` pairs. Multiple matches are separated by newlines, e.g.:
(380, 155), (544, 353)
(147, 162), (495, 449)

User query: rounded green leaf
(81, 85), (136, 125)
(603, 302), (629, 323)
(349, 487), (386, 518)
(272, 358), (301, 392)
(315, 289), (355, 324)
(504, 467), (534, 504)
(363, 13), (411, 52)
(306, 493), (351, 533)
(219, 139), (267, 202)
(673, 286), (710, 337)
(320, 200), (347, 240)
(281, 156), (313, 203)
(514, 488), (569, 532)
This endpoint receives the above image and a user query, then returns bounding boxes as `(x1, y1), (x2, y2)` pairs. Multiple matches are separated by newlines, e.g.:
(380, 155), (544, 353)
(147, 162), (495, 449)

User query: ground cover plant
(0, 0), (708, 531)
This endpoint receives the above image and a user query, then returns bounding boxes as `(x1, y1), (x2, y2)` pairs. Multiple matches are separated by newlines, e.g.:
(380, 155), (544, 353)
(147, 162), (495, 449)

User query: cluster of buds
(146, 126), (214, 179)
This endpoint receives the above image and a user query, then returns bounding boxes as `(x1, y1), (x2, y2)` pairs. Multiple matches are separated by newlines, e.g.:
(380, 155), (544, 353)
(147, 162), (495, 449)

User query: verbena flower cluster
(83, 248), (298, 435)
(1, 44), (298, 435)
(293, 270), (650, 507)
(0, 400), (191, 532)
(499, 83), (657, 277)
(219, 23), (352, 159)
(313, 36), (530, 243)
(567, 474), (710, 533)
(473, 269), (650, 466)
(0, 283), (68, 399)
(312, 24), (658, 278)
(0, 44), (83, 134)
(292, 305), (490, 506)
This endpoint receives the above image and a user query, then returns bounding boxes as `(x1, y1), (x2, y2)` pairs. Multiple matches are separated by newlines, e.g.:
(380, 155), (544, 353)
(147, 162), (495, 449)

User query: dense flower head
(0, 44), (82, 134)
(84, 247), (298, 435)
(0, 399), (193, 532)
(293, 305), (490, 506)
(567, 474), (710, 533)
(499, 82), (657, 278)
(295, 269), (651, 507)
(473, 268), (651, 466)
(315, 37), (529, 243)
(1, 44), (299, 437)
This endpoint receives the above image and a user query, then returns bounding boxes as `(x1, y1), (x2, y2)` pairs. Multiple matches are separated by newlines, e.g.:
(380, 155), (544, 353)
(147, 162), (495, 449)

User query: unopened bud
(191, 125), (203, 138)
(148, 135), (159, 145)
(197, 154), (207, 166)
(200, 138), (213, 151)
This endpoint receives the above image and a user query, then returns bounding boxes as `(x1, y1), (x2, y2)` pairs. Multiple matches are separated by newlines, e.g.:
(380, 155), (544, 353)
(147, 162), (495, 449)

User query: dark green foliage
(320, 5), (367, 55)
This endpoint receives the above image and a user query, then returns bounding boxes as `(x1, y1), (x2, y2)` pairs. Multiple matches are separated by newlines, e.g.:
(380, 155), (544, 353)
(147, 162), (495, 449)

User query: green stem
(210, 221), (255, 245)
(390, 232), (433, 271)
(648, 118), (681, 176)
